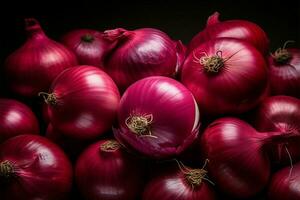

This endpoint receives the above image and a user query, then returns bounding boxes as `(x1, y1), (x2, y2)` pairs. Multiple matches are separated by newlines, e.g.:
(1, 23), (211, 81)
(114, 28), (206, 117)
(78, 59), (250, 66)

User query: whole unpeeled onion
(4, 18), (77, 98)
(0, 98), (39, 143)
(0, 135), (72, 200)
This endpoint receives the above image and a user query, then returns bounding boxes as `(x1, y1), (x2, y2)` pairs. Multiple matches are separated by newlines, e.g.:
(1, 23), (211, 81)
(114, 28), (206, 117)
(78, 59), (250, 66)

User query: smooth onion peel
(181, 38), (268, 116)
(4, 18), (77, 98)
(188, 12), (269, 55)
(114, 76), (200, 159)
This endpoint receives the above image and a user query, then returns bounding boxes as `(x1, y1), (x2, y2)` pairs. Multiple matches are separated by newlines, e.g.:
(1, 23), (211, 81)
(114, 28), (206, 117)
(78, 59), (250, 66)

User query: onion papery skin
(0, 99), (39, 143)
(201, 117), (272, 199)
(61, 29), (113, 68)
(181, 38), (268, 117)
(4, 18), (77, 98)
(75, 139), (143, 200)
(142, 165), (216, 200)
(103, 28), (178, 92)
(254, 95), (300, 166)
(188, 12), (269, 55)
(0, 135), (72, 200)
(268, 48), (300, 98)
(174, 40), (187, 76)
(45, 65), (120, 140)
(268, 162), (300, 200)
(114, 76), (200, 159)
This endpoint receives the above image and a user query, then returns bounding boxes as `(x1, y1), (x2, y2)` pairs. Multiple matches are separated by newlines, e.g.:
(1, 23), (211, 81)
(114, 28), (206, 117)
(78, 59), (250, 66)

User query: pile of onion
(0, 135), (72, 200)
(0, 98), (39, 143)
(4, 18), (77, 98)
(75, 139), (143, 200)
(268, 42), (300, 98)
(114, 76), (200, 159)
(188, 12), (269, 55)
(201, 117), (296, 199)
(40, 66), (120, 140)
(181, 38), (268, 116)
(61, 29), (113, 68)
(102, 28), (180, 91)
(254, 95), (300, 166)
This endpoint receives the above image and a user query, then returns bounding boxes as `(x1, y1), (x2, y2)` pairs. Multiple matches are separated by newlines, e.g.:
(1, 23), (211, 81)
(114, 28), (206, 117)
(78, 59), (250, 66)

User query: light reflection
(86, 74), (104, 86)
(76, 113), (94, 128)
(6, 111), (22, 124)
(157, 82), (184, 101)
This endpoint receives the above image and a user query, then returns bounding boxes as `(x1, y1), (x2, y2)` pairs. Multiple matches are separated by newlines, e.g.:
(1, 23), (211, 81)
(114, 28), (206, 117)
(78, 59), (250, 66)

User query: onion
(103, 28), (178, 91)
(75, 139), (143, 200)
(142, 161), (216, 200)
(268, 162), (300, 200)
(0, 135), (72, 200)
(254, 95), (300, 166)
(268, 42), (300, 98)
(61, 29), (113, 68)
(174, 40), (187, 76)
(188, 12), (269, 55)
(181, 38), (268, 116)
(114, 76), (200, 159)
(0, 98), (39, 143)
(201, 117), (296, 199)
(4, 18), (78, 98)
(40, 66), (120, 140)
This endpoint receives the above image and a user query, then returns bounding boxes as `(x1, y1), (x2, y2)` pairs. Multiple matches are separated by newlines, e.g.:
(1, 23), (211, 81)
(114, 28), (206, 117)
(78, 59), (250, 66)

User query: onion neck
(81, 34), (95, 43)
(184, 168), (207, 187)
(125, 114), (154, 137)
(201, 55), (224, 73)
(272, 49), (292, 64)
(0, 161), (14, 178)
(100, 140), (121, 152)
(25, 18), (45, 38)
(103, 28), (131, 42)
(38, 92), (57, 106)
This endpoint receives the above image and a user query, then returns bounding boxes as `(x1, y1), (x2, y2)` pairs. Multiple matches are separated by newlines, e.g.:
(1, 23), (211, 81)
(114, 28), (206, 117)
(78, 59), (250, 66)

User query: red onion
(201, 117), (295, 199)
(254, 95), (300, 166)
(0, 98), (39, 143)
(61, 29), (113, 68)
(75, 139), (143, 200)
(181, 38), (268, 116)
(142, 161), (216, 200)
(174, 40), (187, 75)
(268, 162), (300, 200)
(268, 42), (300, 98)
(114, 76), (200, 159)
(103, 28), (178, 91)
(188, 12), (269, 55)
(40, 66), (120, 140)
(0, 135), (72, 200)
(4, 18), (77, 98)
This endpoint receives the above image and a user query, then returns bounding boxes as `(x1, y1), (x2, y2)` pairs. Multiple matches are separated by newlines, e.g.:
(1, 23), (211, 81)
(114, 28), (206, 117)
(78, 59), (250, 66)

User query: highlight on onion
(40, 65), (120, 140)
(103, 28), (179, 91)
(201, 117), (296, 199)
(181, 38), (268, 116)
(254, 95), (300, 166)
(61, 29), (114, 68)
(188, 12), (269, 55)
(268, 41), (300, 98)
(142, 160), (216, 200)
(0, 135), (73, 200)
(0, 98), (39, 143)
(75, 139), (144, 200)
(114, 76), (200, 159)
(4, 18), (78, 98)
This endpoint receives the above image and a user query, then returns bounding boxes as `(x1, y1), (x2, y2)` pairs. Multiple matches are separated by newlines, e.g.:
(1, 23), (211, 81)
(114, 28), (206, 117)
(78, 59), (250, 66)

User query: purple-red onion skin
(268, 162), (300, 200)
(181, 38), (268, 116)
(75, 140), (143, 200)
(61, 29), (112, 68)
(188, 12), (269, 55)
(268, 48), (300, 98)
(4, 18), (78, 98)
(174, 40), (187, 76)
(142, 167), (216, 200)
(0, 99), (39, 143)
(47, 66), (120, 140)
(103, 28), (178, 92)
(201, 117), (270, 199)
(114, 76), (200, 159)
(0, 135), (72, 200)
(254, 95), (300, 165)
